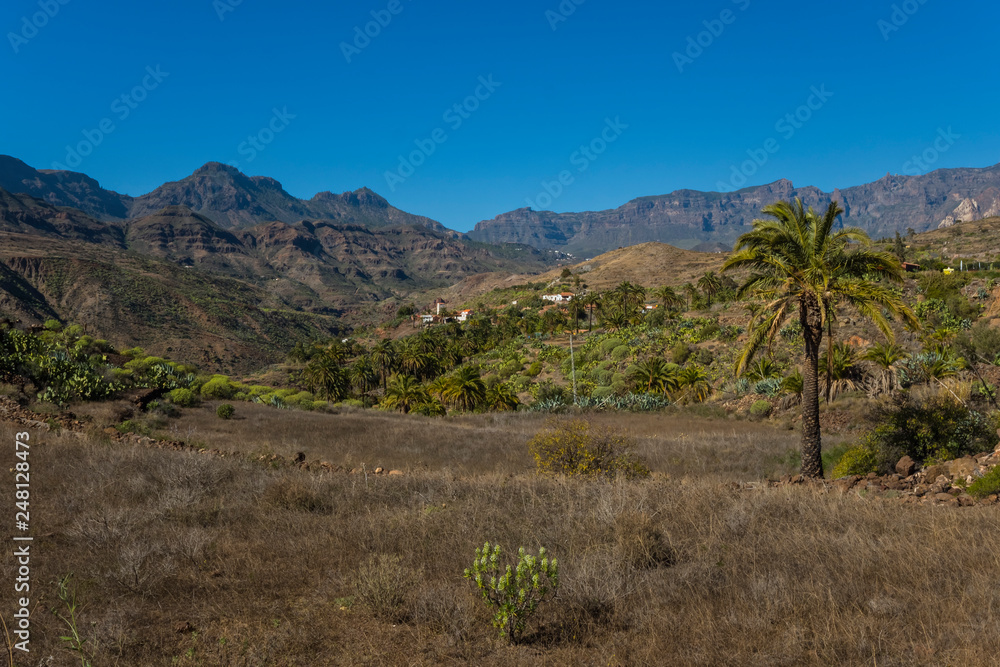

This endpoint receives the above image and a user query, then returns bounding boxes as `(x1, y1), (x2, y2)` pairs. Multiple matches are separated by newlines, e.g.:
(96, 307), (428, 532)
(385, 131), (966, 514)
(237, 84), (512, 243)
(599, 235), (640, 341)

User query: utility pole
(570, 333), (578, 405)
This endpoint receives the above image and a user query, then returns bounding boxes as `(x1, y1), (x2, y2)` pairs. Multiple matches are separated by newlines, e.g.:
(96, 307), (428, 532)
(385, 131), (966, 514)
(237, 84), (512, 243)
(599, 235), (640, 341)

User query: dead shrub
(262, 478), (333, 514)
(352, 553), (422, 623)
(613, 511), (675, 569)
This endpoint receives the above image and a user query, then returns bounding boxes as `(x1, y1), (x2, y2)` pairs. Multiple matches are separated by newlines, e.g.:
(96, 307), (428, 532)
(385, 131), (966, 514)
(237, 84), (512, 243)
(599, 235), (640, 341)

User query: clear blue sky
(2, 0), (998, 231)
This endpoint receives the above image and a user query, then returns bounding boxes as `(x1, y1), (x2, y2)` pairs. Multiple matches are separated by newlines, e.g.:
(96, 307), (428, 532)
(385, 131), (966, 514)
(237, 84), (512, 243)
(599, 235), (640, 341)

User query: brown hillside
(910, 216), (1000, 261)
(538, 242), (726, 290)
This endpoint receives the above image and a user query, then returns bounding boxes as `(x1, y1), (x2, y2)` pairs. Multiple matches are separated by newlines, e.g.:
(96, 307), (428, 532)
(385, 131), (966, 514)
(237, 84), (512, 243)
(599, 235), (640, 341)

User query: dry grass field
(4, 404), (1000, 666)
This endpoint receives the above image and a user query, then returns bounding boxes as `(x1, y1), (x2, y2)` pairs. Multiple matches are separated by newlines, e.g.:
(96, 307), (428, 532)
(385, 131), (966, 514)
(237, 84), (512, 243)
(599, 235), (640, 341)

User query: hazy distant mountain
(0, 155), (131, 220)
(469, 164), (1000, 255)
(0, 157), (450, 233)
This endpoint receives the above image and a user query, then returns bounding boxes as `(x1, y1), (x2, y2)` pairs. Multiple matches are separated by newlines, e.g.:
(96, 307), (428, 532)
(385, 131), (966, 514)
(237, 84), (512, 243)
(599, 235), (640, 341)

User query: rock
(958, 495), (976, 507)
(945, 456), (977, 479)
(934, 475), (951, 487)
(923, 465), (947, 482)
(388, 470), (403, 476)
(895, 456), (917, 477)
(174, 621), (195, 634)
(933, 493), (956, 503)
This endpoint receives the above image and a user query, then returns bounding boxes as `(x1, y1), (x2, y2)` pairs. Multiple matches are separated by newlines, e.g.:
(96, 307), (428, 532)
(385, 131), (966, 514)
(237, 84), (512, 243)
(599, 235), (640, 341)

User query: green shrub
(671, 342), (692, 364)
(591, 386), (616, 400)
(284, 391), (315, 406)
(600, 338), (623, 356)
(831, 439), (880, 478)
(749, 400), (772, 419)
(216, 404), (235, 420)
(861, 395), (999, 472)
(526, 361), (542, 377)
(168, 388), (199, 407)
(463, 542), (559, 643)
(201, 376), (235, 399)
(611, 345), (631, 362)
(528, 419), (650, 480)
(968, 466), (1000, 498)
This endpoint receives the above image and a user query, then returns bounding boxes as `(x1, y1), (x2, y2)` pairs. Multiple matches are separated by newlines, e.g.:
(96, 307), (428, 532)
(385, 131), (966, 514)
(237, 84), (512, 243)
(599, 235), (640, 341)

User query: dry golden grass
(535, 242), (726, 290)
(4, 406), (1000, 665)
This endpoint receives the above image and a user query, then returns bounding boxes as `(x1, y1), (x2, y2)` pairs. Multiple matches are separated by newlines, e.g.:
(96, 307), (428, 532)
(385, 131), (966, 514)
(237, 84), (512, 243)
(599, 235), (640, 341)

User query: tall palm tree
(582, 293), (602, 331)
(611, 281), (646, 319)
(682, 283), (698, 311)
(304, 350), (350, 401)
(652, 285), (685, 314)
(697, 271), (724, 308)
(722, 198), (918, 478)
(370, 340), (397, 392)
(348, 356), (378, 396)
(399, 338), (435, 380)
(382, 374), (430, 414)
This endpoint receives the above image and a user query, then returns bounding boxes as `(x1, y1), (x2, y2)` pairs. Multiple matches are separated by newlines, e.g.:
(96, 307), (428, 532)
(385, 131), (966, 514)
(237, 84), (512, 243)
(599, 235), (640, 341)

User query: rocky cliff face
(469, 164), (1000, 255)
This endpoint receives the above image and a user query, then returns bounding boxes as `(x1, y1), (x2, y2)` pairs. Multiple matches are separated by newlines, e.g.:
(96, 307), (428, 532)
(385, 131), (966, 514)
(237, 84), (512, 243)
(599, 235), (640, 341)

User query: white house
(542, 292), (575, 303)
(456, 309), (473, 322)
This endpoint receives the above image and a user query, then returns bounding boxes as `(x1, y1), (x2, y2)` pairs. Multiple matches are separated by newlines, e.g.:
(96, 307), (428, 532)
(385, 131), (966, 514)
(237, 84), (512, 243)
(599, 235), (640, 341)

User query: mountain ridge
(469, 163), (1000, 256)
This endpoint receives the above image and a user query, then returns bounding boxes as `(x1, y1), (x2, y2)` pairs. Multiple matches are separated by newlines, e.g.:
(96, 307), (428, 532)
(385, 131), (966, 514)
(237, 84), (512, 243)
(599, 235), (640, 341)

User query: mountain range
(2, 153), (1000, 369)
(468, 164), (1000, 256)
(0, 157), (554, 369)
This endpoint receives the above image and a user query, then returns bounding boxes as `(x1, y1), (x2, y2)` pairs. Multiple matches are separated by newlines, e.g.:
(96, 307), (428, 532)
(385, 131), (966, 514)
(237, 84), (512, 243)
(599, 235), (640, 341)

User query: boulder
(895, 455), (917, 477)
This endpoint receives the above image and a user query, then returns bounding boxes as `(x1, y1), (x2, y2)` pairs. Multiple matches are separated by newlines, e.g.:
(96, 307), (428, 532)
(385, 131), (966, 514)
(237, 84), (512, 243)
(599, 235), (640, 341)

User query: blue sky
(2, 0), (997, 231)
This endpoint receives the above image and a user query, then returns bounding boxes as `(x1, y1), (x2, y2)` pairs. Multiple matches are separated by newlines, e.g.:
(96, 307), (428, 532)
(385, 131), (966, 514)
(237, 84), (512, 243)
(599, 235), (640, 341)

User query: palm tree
(382, 374), (430, 414)
(602, 309), (629, 332)
(652, 285), (685, 314)
(697, 271), (724, 308)
(582, 293), (602, 331)
(304, 350), (350, 401)
(819, 342), (861, 401)
(399, 338), (435, 380)
(722, 198), (918, 478)
(862, 342), (909, 396)
(682, 283), (698, 311)
(611, 281), (646, 319)
(370, 340), (397, 392)
(349, 356), (379, 396)
(485, 382), (520, 411)
(441, 365), (487, 412)
(676, 365), (712, 403)
(628, 357), (679, 394)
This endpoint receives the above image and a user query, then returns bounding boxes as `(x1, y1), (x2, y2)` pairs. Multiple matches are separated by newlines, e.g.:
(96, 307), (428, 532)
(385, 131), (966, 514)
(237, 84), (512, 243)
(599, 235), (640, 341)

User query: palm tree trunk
(800, 296), (824, 479)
